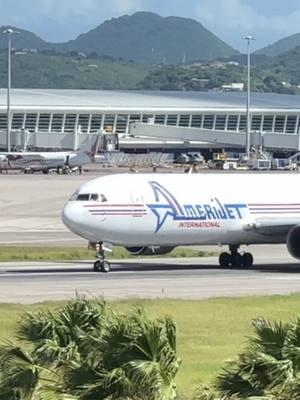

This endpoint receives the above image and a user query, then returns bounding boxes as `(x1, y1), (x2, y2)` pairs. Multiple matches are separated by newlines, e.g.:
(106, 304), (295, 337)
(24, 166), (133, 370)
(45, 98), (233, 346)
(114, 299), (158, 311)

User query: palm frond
(250, 318), (289, 360)
(282, 317), (300, 372)
(194, 384), (239, 400)
(0, 343), (40, 400)
(215, 363), (263, 398)
(164, 316), (177, 352)
(39, 384), (79, 400)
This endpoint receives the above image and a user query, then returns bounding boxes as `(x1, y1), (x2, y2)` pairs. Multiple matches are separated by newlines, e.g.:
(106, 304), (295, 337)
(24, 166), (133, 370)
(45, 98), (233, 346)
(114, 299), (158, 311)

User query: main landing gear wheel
(219, 252), (231, 267)
(242, 252), (253, 268)
(93, 260), (111, 273)
(219, 246), (254, 268)
(93, 242), (111, 273)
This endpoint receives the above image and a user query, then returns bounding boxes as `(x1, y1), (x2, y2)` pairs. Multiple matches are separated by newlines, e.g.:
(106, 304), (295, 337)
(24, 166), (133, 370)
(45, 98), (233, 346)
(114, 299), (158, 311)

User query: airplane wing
(244, 217), (300, 236)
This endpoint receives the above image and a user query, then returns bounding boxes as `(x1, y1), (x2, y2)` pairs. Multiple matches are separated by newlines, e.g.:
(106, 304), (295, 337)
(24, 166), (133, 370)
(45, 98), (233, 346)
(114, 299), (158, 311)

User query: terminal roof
(0, 89), (299, 110)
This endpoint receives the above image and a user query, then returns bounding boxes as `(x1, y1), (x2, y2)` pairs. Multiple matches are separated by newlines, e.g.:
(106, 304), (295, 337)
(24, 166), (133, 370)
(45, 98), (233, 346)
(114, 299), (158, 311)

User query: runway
(1, 246), (300, 303)
(1, 173), (300, 304)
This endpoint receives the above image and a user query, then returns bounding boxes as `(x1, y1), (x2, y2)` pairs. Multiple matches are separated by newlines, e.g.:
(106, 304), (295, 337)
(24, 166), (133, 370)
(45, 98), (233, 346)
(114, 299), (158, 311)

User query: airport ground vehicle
(175, 152), (204, 164)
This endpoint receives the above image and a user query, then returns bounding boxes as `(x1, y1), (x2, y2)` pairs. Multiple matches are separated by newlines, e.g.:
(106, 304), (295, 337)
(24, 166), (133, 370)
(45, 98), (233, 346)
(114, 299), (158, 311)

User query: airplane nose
(62, 202), (83, 235)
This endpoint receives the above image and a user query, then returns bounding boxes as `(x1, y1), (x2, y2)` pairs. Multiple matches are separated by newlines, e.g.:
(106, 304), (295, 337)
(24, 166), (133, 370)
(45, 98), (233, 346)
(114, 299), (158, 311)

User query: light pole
(243, 35), (254, 160)
(3, 28), (19, 152)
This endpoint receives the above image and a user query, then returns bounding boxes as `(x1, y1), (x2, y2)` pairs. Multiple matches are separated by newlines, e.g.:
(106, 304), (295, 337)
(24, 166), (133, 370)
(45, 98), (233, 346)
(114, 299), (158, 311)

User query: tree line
(1, 297), (300, 399)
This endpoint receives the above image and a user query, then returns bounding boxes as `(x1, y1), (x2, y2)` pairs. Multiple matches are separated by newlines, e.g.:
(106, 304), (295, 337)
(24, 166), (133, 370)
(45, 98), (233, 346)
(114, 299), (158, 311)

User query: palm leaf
(250, 318), (289, 360)
(0, 343), (40, 400)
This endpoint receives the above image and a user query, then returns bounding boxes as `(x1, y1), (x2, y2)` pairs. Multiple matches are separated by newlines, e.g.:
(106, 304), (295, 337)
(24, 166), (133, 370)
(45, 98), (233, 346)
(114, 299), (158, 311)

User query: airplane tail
(75, 134), (102, 159)
(67, 134), (102, 168)
(89, 134), (101, 161)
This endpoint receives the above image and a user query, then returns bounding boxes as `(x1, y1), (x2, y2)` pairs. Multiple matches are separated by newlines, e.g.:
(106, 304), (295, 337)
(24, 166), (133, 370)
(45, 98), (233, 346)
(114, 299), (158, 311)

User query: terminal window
(215, 115), (226, 130)
(103, 114), (116, 132)
(239, 115), (247, 131)
(179, 115), (190, 127)
(38, 114), (51, 132)
(64, 114), (77, 132)
(24, 113), (37, 132)
(191, 115), (202, 128)
(274, 115), (285, 133)
(12, 114), (24, 130)
(142, 114), (153, 123)
(262, 115), (274, 132)
(51, 114), (64, 132)
(167, 114), (178, 126)
(154, 115), (166, 125)
(227, 115), (238, 131)
(0, 114), (7, 130)
(129, 114), (141, 122)
(90, 114), (103, 132)
(116, 114), (128, 133)
(203, 115), (214, 129)
(78, 114), (90, 133)
(286, 116), (297, 134)
(251, 115), (262, 131)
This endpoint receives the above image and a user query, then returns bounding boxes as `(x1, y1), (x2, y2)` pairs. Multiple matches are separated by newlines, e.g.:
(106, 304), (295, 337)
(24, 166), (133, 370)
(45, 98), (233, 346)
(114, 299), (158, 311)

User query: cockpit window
(69, 192), (105, 202)
(100, 194), (107, 202)
(70, 191), (79, 201)
(76, 194), (90, 201)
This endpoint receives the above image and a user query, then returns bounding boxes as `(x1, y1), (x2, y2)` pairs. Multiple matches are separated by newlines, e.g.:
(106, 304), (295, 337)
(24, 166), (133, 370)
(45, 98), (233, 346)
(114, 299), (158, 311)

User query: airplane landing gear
(219, 245), (253, 268)
(93, 242), (111, 273)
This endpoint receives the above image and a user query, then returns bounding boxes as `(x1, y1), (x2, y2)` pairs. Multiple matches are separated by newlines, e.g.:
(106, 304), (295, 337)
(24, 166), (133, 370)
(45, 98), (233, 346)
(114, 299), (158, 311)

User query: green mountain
(256, 33), (300, 57)
(52, 12), (238, 64)
(0, 52), (151, 89)
(0, 26), (46, 50)
(255, 45), (300, 85)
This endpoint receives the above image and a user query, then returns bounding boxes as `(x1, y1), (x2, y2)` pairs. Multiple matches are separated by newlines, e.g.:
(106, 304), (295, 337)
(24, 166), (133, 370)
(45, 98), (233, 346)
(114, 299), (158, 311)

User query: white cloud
(195, 0), (300, 49)
(110, 0), (144, 14)
(34, 0), (144, 19)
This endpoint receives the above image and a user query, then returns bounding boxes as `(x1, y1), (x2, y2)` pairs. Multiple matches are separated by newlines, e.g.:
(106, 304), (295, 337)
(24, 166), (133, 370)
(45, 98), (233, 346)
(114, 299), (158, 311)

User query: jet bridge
(128, 122), (300, 151)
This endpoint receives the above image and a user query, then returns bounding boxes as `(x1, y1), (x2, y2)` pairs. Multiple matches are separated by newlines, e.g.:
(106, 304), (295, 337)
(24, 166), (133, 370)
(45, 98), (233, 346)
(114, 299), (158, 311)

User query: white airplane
(62, 172), (300, 272)
(0, 135), (101, 174)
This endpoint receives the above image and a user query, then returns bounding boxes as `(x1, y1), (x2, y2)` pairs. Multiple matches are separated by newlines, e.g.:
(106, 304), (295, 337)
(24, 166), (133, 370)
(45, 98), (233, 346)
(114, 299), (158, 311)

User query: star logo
(147, 182), (183, 233)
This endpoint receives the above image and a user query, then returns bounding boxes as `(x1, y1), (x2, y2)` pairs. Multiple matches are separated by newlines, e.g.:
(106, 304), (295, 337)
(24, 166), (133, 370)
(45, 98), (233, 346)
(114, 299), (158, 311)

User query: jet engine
(287, 225), (300, 259)
(126, 246), (175, 256)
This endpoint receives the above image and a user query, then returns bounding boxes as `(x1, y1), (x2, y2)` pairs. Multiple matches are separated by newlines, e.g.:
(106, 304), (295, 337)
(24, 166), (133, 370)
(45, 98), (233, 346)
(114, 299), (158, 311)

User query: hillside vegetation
(1, 47), (300, 93)
(137, 60), (300, 94)
(0, 51), (150, 89)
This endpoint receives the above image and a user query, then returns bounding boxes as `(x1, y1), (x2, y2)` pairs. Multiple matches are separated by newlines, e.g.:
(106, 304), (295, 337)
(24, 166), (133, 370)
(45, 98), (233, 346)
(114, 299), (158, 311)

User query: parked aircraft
(0, 135), (100, 174)
(62, 173), (300, 272)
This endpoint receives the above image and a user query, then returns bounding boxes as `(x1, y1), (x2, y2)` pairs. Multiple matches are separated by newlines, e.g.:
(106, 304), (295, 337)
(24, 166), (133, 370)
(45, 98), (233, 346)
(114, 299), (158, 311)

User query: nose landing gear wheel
(92, 242), (111, 273)
(93, 260), (111, 273)
(101, 261), (110, 273)
(93, 260), (102, 272)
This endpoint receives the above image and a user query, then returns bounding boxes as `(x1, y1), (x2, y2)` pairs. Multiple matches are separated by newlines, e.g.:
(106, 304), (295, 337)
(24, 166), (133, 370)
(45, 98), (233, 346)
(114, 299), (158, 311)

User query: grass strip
(0, 246), (217, 262)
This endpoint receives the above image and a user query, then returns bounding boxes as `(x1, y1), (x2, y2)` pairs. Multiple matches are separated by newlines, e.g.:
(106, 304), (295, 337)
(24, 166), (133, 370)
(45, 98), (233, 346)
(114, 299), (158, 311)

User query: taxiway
(0, 247), (300, 303)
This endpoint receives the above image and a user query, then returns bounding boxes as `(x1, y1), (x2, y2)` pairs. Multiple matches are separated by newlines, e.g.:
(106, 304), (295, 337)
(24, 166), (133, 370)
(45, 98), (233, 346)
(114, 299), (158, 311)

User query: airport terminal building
(1, 89), (300, 153)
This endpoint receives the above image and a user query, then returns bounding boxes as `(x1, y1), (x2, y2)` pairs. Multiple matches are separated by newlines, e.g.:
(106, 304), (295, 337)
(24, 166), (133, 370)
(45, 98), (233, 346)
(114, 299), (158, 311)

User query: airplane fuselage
(62, 173), (297, 247)
(0, 150), (92, 171)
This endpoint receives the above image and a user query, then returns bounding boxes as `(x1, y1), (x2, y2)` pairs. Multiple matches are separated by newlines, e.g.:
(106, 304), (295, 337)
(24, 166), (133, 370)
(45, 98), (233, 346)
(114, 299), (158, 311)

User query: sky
(1, 0), (300, 51)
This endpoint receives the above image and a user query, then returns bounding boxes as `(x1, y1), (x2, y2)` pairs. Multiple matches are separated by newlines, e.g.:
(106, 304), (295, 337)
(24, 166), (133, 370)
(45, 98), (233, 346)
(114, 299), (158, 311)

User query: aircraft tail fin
(89, 134), (101, 160)
(75, 134), (102, 160)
